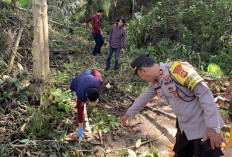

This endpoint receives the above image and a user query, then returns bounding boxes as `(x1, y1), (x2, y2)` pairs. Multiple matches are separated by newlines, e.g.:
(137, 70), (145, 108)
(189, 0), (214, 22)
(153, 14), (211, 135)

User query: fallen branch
(75, 148), (96, 152)
(0, 139), (70, 148)
(7, 0), (31, 74)
(0, 143), (37, 148)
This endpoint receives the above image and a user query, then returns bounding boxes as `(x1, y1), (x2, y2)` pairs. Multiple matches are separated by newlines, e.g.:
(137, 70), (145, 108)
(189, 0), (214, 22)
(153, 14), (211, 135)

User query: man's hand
(77, 127), (84, 140)
(119, 114), (130, 126)
(82, 22), (87, 26)
(202, 128), (226, 150)
(121, 48), (125, 54)
(107, 42), (110, 48)
(100, 31), (103, 35)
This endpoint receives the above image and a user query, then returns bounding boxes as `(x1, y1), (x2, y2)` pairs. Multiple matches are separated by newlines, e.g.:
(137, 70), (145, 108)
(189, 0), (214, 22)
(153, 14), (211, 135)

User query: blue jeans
(106, 46), (121, 70)
(93, 33), (104, 56)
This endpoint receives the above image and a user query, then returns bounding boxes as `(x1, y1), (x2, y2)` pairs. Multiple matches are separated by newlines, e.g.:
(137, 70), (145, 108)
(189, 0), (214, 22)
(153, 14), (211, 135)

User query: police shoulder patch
(169, 61), (203, 91)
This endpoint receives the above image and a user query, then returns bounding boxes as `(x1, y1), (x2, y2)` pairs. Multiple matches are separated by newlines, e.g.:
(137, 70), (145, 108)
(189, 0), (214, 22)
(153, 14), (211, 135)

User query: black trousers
(92, 33), (104, 56)
(173, 121), (224, 157)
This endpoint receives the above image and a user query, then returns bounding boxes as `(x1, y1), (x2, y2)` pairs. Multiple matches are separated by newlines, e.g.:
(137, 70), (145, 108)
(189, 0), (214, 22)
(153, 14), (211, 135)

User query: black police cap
(131, 52), (151, 74)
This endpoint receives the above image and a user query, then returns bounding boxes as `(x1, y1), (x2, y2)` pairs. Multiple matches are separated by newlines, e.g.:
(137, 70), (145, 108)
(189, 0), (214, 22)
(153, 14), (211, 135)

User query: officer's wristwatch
(210, 127), (221, 133)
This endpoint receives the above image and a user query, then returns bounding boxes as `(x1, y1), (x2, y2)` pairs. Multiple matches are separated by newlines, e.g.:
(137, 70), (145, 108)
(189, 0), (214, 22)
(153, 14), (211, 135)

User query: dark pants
(173, 121), (224, 157)
(106, 46), (121, 70)
(229, 99), (232, 120)
(92, 33), (104, 56)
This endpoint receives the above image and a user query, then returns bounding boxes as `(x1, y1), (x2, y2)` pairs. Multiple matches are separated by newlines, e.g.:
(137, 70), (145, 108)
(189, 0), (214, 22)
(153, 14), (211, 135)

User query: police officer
(119, 53), (225, 157)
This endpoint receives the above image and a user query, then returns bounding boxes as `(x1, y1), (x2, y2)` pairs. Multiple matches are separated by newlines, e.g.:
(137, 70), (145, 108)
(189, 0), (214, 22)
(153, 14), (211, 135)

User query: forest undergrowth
(1, 1), (232, 156)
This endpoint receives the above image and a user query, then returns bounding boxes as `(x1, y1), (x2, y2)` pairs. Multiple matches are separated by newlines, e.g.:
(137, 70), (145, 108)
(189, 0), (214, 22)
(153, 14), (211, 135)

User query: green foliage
(25, 105), (67, 140)
(202, 52), (232, 75)
(58, 71), (70, 83)
(19, 139), (32, 144)
(0, 76), (23, 104)
(23, 87), (74, 140)
(0, 91), (12, 100)
(143, 147), (159, 157)
(207, 63), (223, 78)
(25, 107), (47, 138)
(222, 131), (230, 138)
(18, 0), (29, 8)
(0, 147), (6, 157)
(103, 0), (111, 18)
(122, 147), (159, 157)
(91, 108), (119, 133)
(127, 149), (137, 157)
(126, 0), (232, 75)
(51, 88), (72, 112)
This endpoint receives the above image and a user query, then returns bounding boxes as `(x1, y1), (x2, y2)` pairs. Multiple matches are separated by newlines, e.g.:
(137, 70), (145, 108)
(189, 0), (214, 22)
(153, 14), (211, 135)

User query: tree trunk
(32, 0), (49, 81)
(132, 0), (135, 19)
(31, 0), (49, 100)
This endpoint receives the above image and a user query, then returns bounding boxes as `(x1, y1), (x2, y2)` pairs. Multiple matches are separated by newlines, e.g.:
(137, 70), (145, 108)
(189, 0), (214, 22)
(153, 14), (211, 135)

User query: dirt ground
(101, 100), (177, 156)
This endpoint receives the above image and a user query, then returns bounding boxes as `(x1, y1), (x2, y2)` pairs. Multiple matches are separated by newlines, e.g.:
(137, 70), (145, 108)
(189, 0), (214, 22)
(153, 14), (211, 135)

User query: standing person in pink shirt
(82, 9), (104, 56)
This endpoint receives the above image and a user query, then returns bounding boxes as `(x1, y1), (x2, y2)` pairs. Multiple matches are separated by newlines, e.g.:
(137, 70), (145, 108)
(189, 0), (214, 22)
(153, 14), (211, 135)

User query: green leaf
(0, 79), (4, 85)
(128, 149), (137, 157)
(148, 147), (158, 156)
(135, 138), (141, 148)
(20, 139), (31, 144)
(7, 77), (17, 83)
(17, 63), (24, 71)
(223, 132), (230, 138)
(102, 127), (110, 133)
(14, 82), (21, 88)
(1, 147), (5, 155)
(207, 63), (223, 77)
(105, 105), (112, 109)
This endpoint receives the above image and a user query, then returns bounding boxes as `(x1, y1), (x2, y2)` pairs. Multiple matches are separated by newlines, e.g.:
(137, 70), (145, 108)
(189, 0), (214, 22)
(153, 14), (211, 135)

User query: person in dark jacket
(70, 69), (103, 140)
(105, 17), (126, 70)
(82, 9), (104, 56)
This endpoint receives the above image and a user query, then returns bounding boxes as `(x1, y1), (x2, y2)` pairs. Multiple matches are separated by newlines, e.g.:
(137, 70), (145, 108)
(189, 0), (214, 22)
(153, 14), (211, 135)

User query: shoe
(105, 68), (109, 71)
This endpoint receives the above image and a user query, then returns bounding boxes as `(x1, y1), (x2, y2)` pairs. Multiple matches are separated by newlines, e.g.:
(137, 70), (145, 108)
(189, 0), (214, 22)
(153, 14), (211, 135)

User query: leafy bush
(126, 0), (232, 75)
(207, 63), (223, 78)
(18, 0), (29, 8)
(51, 88), (72, 112)
(24, 88), (73, 139)
(91, 108), (119, 133)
